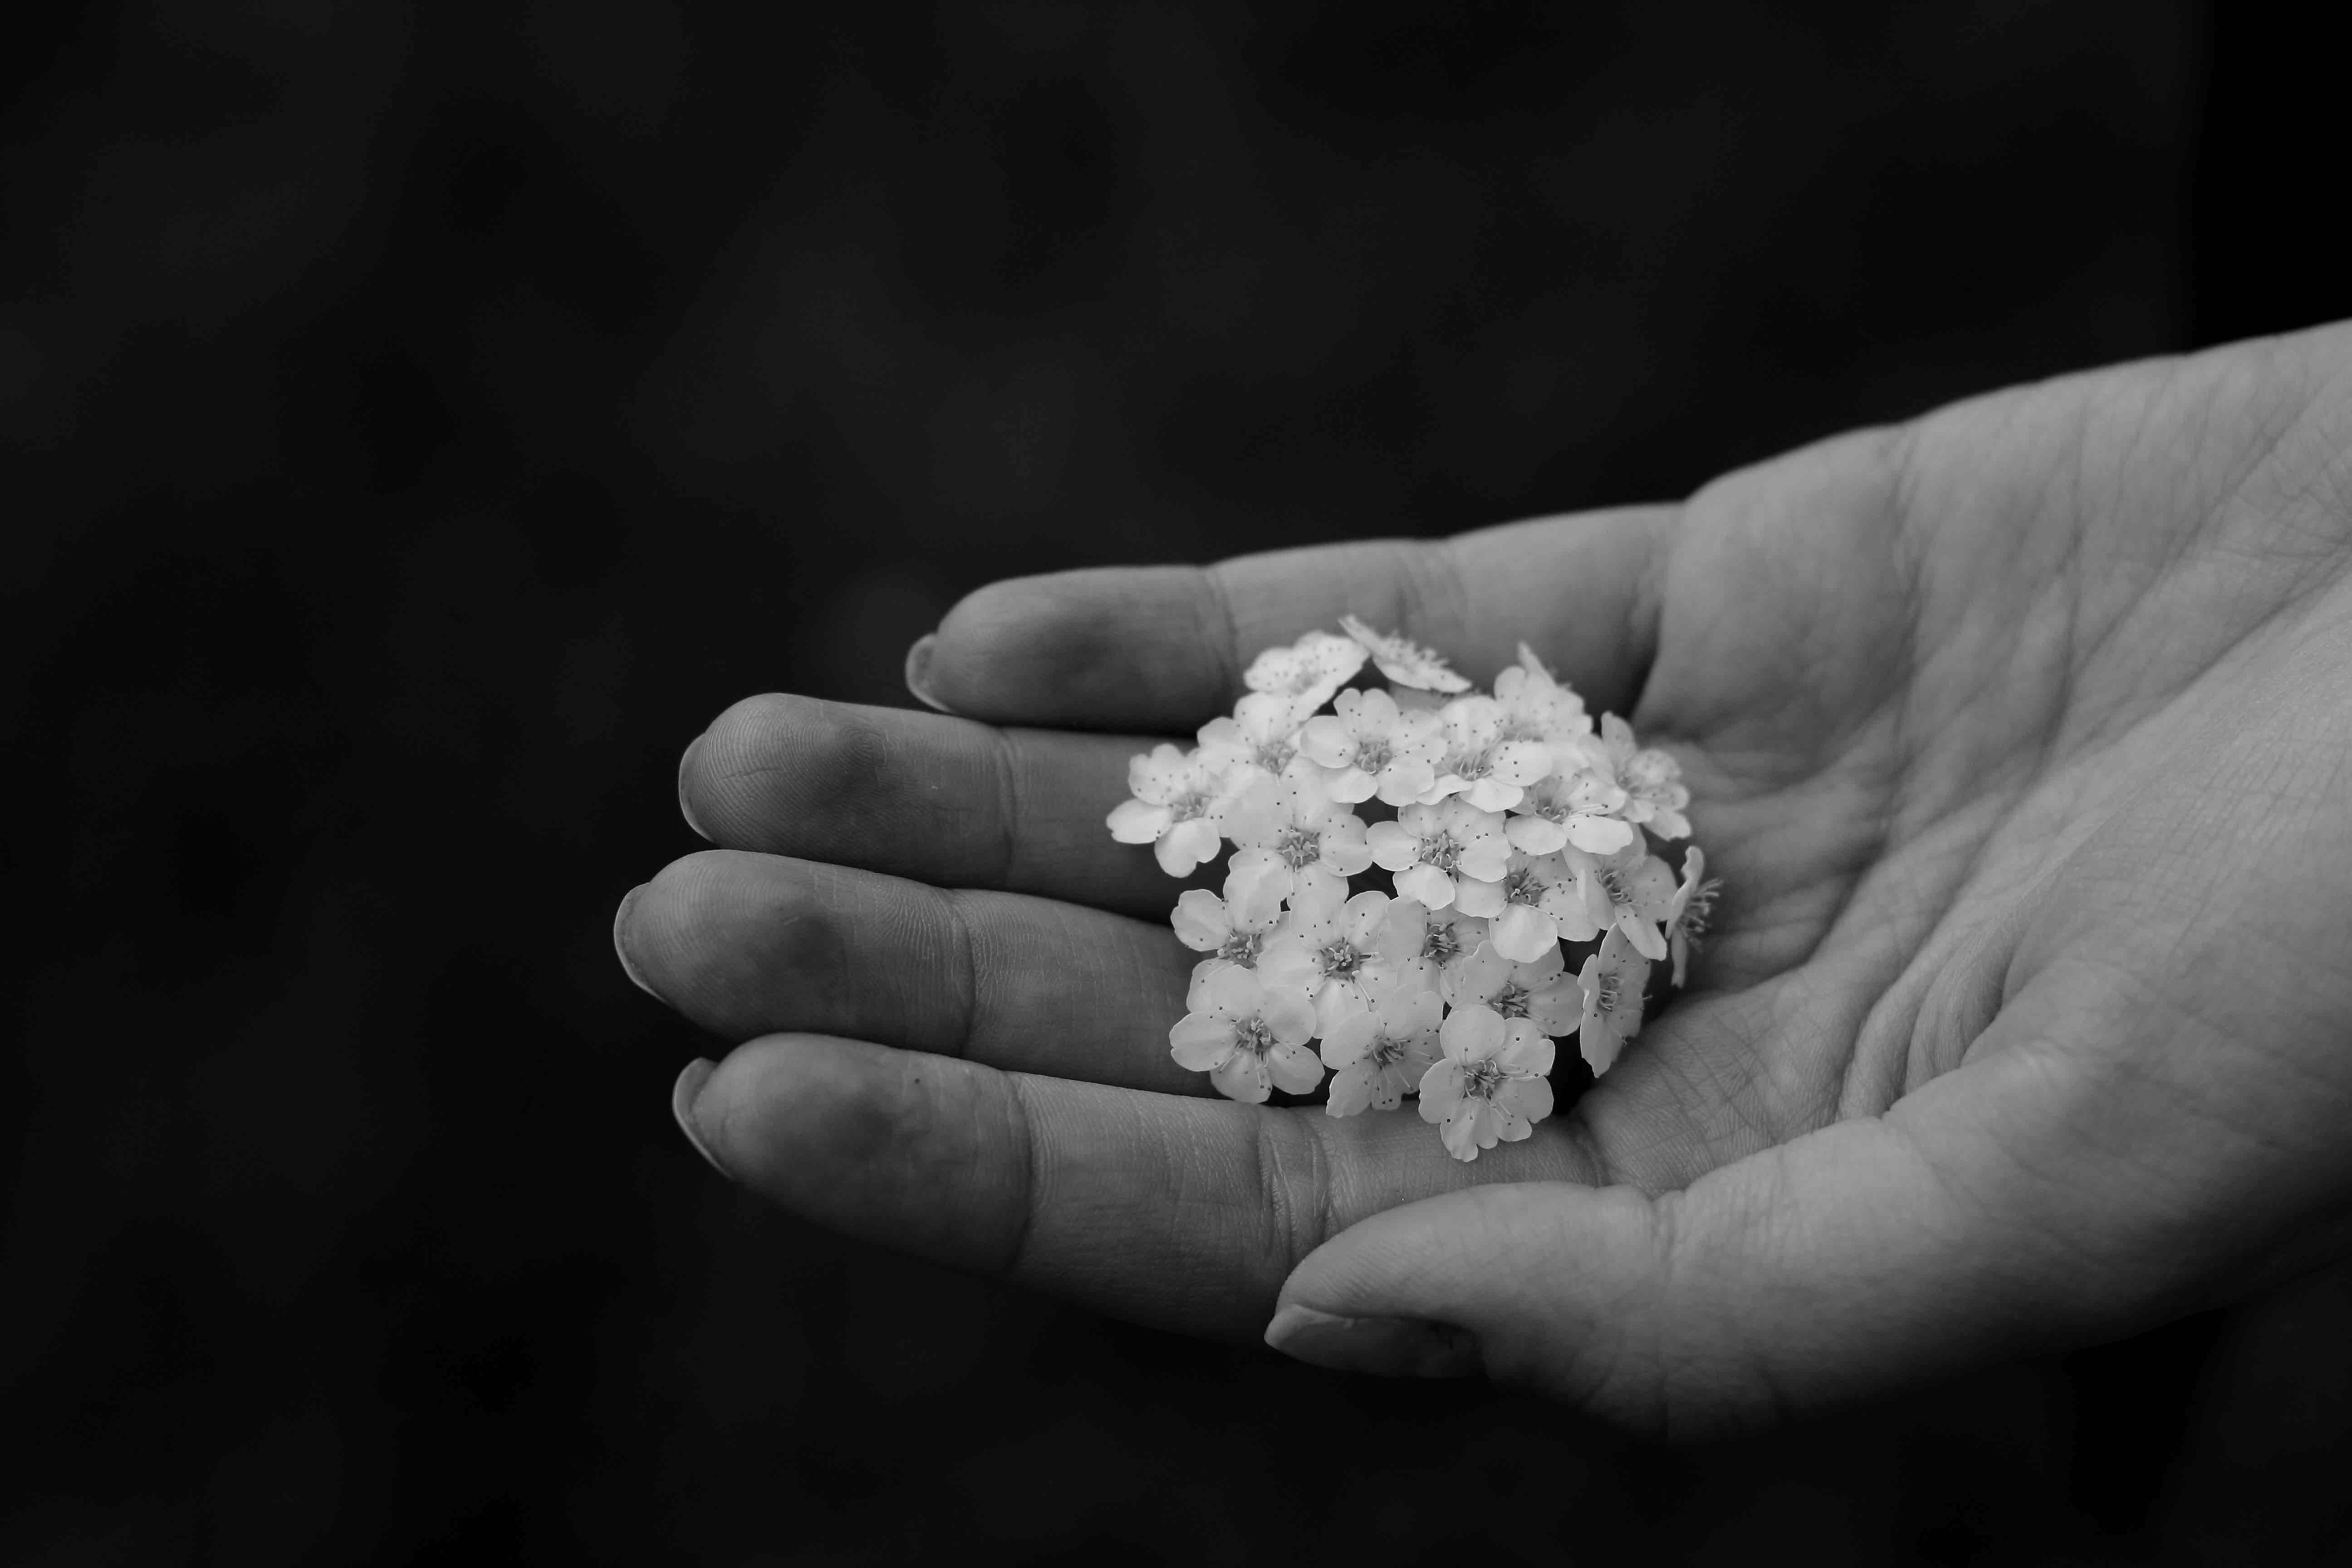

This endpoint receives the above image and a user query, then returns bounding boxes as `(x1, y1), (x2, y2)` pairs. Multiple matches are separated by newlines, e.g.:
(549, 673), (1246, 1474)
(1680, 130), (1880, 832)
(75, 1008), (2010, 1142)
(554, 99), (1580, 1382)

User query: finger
(678, 693), (1191, 919)
(621, 849), (1202, 1094)
(913, 508), (1678, 731)
(675, 1034), (1600, 1342)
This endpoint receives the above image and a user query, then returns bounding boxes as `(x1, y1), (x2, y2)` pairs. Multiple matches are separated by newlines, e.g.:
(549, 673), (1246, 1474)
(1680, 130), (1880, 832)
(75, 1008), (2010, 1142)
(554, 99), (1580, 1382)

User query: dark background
(6, 2), (2348, 1563)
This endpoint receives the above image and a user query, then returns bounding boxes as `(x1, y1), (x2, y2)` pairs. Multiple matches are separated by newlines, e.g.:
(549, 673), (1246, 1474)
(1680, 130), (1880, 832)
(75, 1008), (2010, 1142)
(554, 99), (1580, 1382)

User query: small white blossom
(1491, 642), (1592, 745)
(1420, 696), (1552, 813)
(1418, 1003), (1555, 1161)
(1576, 926), (1650, 1076)
(1172, 871), (1296, 1010)
(1197, 691), (1319, 799)
(1319, 981), (1444, 1116)
(1168, 966), (1323, 1103)
(1339, 614), (1471, 693)
(1504, 764), (1635, 857)
(1385, 898), (1491, 1003)
(1598, 713), (1691, 840)
(1449, 942), (1584, 1039)
(1298, 687), (1444, 806)
(1258, 887), (1415, 1037)
(1573, 841), (1677, 963)
(1244, 630), (1367, 712)
(1366, 799), (1510, 915)
(1107, 744), (1226, 876)
(1490, 850), (1601, 962)
(1222, 773), (1374, 907)
(1663, 846), (1719, 989)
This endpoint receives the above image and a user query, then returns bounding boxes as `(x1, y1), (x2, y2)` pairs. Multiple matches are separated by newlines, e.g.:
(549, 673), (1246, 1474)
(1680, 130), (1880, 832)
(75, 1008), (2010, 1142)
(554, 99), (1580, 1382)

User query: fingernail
(613, 885), (661, 1000)
(676, 734), (712, 842)
(672, 1058), (730, 1178)
(1264, 1304), (1480, 1378)
(904, 633), (953, 713)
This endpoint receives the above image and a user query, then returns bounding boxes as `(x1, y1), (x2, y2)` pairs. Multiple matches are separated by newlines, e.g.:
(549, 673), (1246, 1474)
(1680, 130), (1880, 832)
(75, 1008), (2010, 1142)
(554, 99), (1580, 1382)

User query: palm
(623, 327), (2352, 1429)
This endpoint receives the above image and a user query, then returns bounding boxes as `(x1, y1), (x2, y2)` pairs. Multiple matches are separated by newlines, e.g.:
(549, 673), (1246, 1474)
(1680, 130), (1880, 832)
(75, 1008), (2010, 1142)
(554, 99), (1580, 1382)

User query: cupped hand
(616, 325), (2352, 1434)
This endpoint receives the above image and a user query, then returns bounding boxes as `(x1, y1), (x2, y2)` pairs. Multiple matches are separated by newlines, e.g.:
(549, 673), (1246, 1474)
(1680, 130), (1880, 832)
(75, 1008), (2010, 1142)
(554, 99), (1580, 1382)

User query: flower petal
(1417, 1060), (1463, 1121)
(1522, 975), (1585, 1036)
(1504, 814), (1568, 855)
(1565, 813), (1636, 854)
(1394, 862), (1455, 909)
(1268, 1041), (1326, 1095)
(1441, 1099), (1488, 1161)
(1492, 903), (1556, 964)
(1453, 876), (1505, 918)
(1440, 1002), (1505, 1063)
(1156, 817), (1222, 876)
(1108, 798), (1173, 844)
(1210, 1052), (1272, 1103)
(1324, 1063), (1376, 1117)
(1169, 1014), (1236, 1072)
(1170, 889), (1231, 951)
(1259, 989), (1319, 1048)
(1620, 913), (1669, 963)
(1499, 1073), (1554, 1127)
(1320, 1010), (1378, 1068)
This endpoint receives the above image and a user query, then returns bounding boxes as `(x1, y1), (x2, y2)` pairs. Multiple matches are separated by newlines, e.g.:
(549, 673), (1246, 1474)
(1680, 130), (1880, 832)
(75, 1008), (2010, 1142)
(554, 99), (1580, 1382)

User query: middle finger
(677, 694), (1196, 920)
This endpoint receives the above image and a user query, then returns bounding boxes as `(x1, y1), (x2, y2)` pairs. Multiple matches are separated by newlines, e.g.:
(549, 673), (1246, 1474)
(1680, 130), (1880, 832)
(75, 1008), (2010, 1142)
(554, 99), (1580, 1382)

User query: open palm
(618, 326), (2352, 1434)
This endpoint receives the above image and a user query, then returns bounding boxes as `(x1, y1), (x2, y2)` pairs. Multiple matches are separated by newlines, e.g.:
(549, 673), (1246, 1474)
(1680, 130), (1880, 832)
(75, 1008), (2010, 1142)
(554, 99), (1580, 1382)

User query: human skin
(615, 323), (2352, 1436)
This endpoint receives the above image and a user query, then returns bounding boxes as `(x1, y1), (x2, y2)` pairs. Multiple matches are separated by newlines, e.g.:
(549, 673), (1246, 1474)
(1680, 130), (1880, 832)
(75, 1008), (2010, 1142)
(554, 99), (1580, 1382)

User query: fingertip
(928, 566), (1224, 727)
(614, 884), (661, 1000)
(677, 732), (713, 842)
(626, 849), (859, 1040)
(903, 633), (953, 713)
(671, 1058), (729, 1178)
(1264, 1303), (1482, 1379)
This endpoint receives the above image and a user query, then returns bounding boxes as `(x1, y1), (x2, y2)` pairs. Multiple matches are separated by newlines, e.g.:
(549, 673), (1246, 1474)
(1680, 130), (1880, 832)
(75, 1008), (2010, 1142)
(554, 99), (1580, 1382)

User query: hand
(616, 324), (2352, 1434)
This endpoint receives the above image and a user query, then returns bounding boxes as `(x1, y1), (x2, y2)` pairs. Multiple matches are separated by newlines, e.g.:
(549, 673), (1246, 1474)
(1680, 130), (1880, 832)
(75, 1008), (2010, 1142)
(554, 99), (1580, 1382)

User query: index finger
(912, 508), (1677, 732)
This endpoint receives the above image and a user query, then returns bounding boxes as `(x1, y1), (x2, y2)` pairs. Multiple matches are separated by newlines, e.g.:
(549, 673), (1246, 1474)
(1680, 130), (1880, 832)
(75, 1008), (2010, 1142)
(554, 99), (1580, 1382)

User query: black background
(6, 2), (2349, 1562)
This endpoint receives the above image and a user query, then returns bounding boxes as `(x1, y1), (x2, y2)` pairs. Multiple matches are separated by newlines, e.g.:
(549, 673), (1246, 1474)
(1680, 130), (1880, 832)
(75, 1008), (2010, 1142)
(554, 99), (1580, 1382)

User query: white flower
(1573, 841), (1677, 963)
(1319, 982), (1443, 1116)
(1338, 614), (1471, 693)
(1107, 744), (1226, 876)
(1504, 764), (1635, 857)
(1197, 691), (1319, 799)
(1489, 850), (1600, 962)
(1417, 1003), (1555, 1161)
(1449, 942), (1584, 1039)
(1244, 630), (1367, 712)
(1365, 798), (1511, 915)
(1222, 773), (1374, 907)
(1171, 871), (1296, 1010)
(1598, 713), (1691, 840)
(1420, 696), (1552, 813)
(1663, 845), (1719, 990)
(1491, 642), (1592, 745)
(1386, 897), (1491, 1003)
(1168, 966), (1323, 1103)
(1298, 687), (1444, 806)
(1258, 887), (1415, 1037)
(1576, 926), (1650, 1076)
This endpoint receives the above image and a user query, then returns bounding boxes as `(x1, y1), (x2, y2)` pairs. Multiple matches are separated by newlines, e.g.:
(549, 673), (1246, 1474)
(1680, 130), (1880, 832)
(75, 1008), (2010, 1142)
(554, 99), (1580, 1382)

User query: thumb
(1264, 1091), (2106, 1436)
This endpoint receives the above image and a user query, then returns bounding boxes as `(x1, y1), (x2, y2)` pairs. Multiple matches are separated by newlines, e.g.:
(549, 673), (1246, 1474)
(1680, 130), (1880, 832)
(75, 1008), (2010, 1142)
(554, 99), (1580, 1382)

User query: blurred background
(6, 1), (2347, 1562)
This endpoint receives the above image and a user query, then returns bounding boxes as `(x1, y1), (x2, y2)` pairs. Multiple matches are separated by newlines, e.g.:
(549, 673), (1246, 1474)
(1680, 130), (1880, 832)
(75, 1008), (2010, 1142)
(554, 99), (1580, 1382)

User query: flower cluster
(1108, 620), (1719, 1161)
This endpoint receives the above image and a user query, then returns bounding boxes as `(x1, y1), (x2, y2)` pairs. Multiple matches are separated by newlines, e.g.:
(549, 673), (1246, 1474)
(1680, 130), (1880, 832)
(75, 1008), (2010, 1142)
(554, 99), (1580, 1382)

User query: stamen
(1421, 831), (1462, 872)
